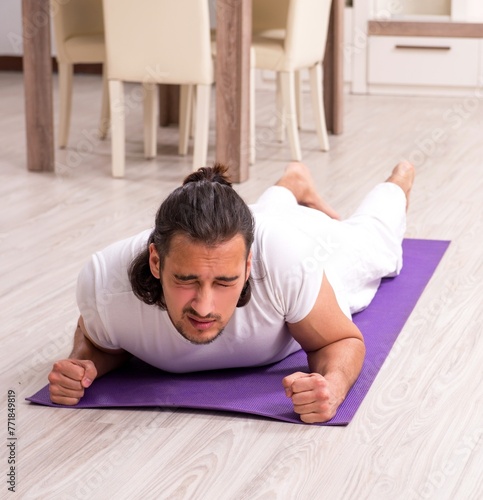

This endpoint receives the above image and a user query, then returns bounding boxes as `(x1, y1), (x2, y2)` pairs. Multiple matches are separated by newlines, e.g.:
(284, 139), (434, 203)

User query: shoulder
(250, 211), (324, 324)
(97, 229), (152, 263)
(78, 229), (152, 294)
(252, 210), (319, 272)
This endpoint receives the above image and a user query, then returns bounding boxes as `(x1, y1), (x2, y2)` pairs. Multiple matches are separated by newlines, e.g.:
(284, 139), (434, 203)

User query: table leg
(215, 0), (251, 183)
(22, 0), (55, 172)
(324, 0), (344, 135)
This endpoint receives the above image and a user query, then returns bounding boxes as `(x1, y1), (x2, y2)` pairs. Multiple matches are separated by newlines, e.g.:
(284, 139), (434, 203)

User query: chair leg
(99, 67), (110, 140)
(192, 84), (210, 171)
(143, 83), (158, 159)
(279, 71), (302, 161)
(295, 70), (304, 130)
(309, 62), (330, 152)
(275, 72), (285, 143)
(57, 62), (73, 148)
(109, 80), (126, 178)
(179, 84), (194, 155)
(190, 87), (197, 139)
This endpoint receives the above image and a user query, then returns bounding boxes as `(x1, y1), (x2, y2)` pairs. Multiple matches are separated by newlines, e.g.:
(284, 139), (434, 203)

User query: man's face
(149, 233), (251, 345)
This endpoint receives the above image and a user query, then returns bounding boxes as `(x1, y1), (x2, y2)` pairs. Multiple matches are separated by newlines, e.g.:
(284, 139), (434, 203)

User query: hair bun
(182, 163), (232, 187)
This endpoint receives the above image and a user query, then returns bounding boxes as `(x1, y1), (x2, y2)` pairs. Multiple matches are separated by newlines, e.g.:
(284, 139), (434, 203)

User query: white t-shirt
(77, 183), (406, 373)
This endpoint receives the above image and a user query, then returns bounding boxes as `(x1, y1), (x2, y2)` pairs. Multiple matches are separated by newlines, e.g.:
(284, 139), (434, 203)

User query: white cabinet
(368, 36), (480, 94)
(351, 0), (483, 96)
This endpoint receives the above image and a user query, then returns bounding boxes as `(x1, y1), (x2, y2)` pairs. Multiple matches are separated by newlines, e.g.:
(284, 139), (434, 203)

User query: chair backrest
(285, 0), (333, 69)
(103, 0), (213, 85)
(252, 0), (290, 34)
(50, 0), (104, 61)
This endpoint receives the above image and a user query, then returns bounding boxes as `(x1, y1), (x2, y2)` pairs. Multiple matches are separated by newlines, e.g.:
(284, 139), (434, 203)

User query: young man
(48, 161), (414, 423)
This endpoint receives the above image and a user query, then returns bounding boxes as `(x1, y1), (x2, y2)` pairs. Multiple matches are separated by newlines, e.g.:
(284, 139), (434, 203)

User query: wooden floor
(1, 70), (482, 499)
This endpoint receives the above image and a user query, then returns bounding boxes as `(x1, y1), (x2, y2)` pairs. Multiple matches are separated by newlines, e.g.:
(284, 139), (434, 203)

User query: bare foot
(275, 162), (341, 219)
(385, 160), (415, 210)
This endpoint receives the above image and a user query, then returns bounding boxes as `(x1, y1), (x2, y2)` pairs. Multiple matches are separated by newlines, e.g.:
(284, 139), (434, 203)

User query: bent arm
(285, 273), (366, 422)
(48, 316), (131, 405)
(71, 316), (132, 377)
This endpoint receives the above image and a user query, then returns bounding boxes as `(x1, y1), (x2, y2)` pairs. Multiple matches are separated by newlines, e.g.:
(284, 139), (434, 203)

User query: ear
(245, 250), (252, 281)
(148, 243), (161, 279)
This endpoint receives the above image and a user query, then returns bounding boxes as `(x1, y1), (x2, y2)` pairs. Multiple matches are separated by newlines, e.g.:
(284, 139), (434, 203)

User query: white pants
(252, 182), (407, 314)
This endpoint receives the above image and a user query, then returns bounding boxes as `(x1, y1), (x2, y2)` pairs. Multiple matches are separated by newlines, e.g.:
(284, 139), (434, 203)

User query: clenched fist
(282, 371), (343, 423)
(48, 359), (97, 405)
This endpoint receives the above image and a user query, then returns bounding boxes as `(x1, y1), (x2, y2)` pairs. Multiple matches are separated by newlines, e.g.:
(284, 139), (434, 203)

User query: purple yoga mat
(27, 239), (450, 426)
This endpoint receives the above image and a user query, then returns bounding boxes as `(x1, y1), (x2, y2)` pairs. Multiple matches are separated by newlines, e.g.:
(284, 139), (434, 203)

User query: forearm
(307, 337), (366, 401)
(70, 319), (131, 378)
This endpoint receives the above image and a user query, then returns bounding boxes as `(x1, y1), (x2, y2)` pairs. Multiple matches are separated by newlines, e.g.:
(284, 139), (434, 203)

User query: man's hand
(282, 371), (344, 423)
(48, 359), (98, 405)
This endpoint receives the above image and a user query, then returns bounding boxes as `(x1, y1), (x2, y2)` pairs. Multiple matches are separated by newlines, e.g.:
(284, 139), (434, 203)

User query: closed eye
(172, 274), (239, 287)
(216, 282), (236, 288)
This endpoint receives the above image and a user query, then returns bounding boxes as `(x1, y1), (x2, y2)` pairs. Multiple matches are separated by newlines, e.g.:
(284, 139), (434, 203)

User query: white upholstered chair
(50, 0), (109, 148)
(252, 0), (332, 160)
(103, 0), (213, 178)
(252, 0), (296, 143)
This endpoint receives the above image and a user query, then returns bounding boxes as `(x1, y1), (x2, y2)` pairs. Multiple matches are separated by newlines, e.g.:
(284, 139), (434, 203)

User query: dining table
(21, 0), (344, 183)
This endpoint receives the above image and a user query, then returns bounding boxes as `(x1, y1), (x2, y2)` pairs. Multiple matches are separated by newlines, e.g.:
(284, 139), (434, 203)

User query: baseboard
(0, 55), (102, 74)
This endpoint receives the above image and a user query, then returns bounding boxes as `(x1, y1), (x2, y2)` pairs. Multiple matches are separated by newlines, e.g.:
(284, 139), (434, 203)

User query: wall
(0, 0), (59, 56)
(0, 0), (24, 55)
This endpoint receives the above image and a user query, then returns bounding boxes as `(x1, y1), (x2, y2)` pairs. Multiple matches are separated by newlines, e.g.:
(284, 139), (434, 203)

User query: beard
(174, 323), (225, 345)
(169, 306), (225, 345)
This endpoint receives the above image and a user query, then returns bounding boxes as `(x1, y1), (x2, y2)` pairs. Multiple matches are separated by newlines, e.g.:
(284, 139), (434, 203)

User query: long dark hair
(129, 163), (255, 309)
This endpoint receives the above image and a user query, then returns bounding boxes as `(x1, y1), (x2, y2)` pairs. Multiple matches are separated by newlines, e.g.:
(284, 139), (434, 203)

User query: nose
(191, 286), (214, 318)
